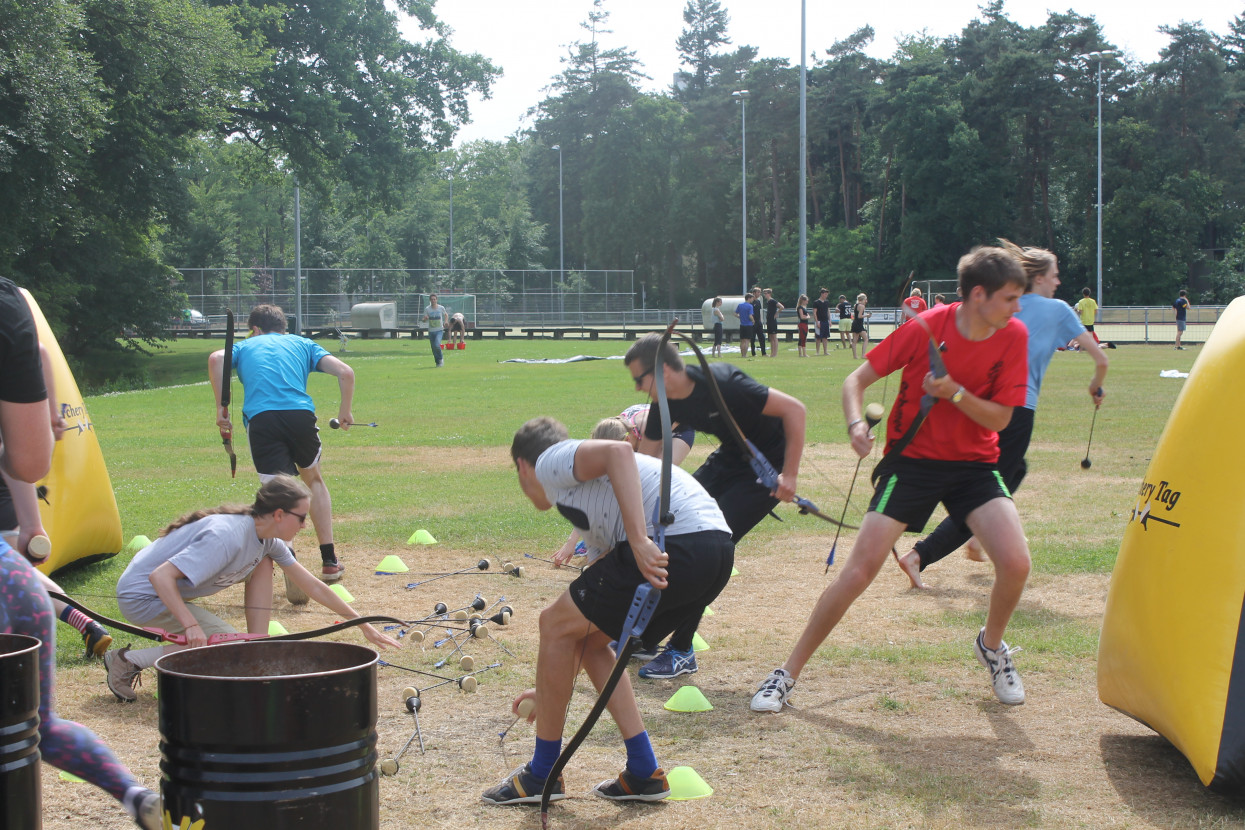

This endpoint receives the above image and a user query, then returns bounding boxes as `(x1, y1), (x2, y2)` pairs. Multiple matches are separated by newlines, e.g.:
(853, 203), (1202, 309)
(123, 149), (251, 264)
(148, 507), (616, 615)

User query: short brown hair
(624, 332), (684, 374)
(511, 417), (569, 466)
(248, 304), (287, 334)
(957, 247), (1026, 298)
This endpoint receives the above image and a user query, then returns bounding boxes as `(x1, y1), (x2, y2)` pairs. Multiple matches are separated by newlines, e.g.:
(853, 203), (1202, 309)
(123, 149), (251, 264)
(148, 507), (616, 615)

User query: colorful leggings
(0, 545), (138, 801)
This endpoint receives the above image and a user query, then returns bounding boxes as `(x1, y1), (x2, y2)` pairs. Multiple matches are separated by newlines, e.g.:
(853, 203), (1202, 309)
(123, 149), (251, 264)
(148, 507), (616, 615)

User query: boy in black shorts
(482, 417), (733, 806)
(622, 333), (807, 679)
(751, 246), (1032, 711)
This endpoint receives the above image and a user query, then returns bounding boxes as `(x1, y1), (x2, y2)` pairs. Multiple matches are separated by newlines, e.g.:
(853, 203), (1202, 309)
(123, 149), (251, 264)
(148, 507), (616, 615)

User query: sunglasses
(286, 510), (308, 526)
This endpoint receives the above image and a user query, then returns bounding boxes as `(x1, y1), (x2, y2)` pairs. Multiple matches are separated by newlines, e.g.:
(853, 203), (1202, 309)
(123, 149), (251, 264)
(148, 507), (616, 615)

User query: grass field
(34, 333), (1245, 828)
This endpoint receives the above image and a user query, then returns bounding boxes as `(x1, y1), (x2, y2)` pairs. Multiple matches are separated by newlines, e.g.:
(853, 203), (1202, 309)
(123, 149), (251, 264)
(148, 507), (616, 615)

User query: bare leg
(296, 463), (333, 547)
(780, 513), (906, 679)
(581, 630), (645, 740)
(895, 547), (926, 590)
(534, 592), (598, 742)
(964, 498), (1030, 649)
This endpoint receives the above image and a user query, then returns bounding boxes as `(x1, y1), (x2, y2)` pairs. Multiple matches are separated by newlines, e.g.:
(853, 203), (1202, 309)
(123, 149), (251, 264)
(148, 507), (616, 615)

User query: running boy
(482, 417), (733, 805)
(751, 246), (1032, 711)
(209, 304), (355, 582)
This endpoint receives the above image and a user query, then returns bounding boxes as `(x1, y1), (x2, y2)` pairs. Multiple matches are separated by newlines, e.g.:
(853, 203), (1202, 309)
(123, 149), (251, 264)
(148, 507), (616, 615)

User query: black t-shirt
(837, 301), (853, 320)
(0, 278), (46, 404)
(643, 363), (785, 469)
(765, 299), (781, 328)
(811, 299), (830, 322)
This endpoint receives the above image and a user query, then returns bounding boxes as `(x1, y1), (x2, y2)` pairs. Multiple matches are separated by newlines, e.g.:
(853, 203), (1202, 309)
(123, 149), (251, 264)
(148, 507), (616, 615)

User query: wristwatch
(951, 386), (965, 404)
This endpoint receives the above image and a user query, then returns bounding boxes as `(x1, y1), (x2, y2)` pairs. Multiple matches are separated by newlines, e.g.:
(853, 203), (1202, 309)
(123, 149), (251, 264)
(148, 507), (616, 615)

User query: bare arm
(922, 372), (1013, 433)
(843, 362), (883, 457)
(38, 344), (66, 440)
(572, 439), (667, 589)
(760, 388), (806, 501)
(0, 401), (53, 483)
(316, 355), (355, 429)
(208, 349), (231, 430)
(1073, 333), (1109, 406)
(149, 560), (210, 648)
(279, 558), (402, 649)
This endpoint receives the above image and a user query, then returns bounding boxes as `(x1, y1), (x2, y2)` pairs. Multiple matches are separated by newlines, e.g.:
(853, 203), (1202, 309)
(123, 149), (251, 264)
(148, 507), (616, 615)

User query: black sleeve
(0, 279), (47, 404)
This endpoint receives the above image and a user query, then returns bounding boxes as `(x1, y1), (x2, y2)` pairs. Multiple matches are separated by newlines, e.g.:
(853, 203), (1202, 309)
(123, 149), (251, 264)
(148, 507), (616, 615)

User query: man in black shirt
(811, 288), (831, 356)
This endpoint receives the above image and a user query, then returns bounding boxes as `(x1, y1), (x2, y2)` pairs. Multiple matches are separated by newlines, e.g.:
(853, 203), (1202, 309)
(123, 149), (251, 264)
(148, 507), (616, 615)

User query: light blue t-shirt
(1016, 294), (1087, 410)
(232, 333), (330, 424)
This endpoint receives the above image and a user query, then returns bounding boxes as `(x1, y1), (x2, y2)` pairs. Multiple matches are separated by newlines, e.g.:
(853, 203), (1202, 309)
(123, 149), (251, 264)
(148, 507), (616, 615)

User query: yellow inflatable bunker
(1099, 295), (1245, 791)
(19, 290), (123, 572)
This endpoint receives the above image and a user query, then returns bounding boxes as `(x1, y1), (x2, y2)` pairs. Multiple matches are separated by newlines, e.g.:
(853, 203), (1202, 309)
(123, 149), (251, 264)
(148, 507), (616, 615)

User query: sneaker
(592, 767), (670, 802)
(83, 621), (112, 659)
(481, 762), (565, 806)
(320, 562), (345, 583)
(284, 570), (309, 605)
(750, 667), (795, 713)
(609, 639), (658, 662)
(134, 789), (162, 830)
(637, 647), (697, 679)
(103, 647), (141, 702)
(974, 628), (1025, 705)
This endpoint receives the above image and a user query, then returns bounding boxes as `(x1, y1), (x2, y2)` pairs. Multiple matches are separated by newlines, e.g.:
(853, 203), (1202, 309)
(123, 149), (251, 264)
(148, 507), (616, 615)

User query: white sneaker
(750, 668), (795, 713)
(974, 629), (1025, 705)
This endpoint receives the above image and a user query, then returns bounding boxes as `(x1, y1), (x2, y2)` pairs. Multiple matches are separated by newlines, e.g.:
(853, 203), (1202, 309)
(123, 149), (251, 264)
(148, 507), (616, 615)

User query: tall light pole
(798, 0), (808, 299)
(733, 89), (750, 296)
(443, 165), (454, 273)
(551, 144), (564, 314)
(1079, 50), (1117, 320)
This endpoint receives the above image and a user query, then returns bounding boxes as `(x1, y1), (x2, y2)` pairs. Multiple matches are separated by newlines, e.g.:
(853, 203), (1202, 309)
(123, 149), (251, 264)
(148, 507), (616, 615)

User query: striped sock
(58, 606), (91, 634)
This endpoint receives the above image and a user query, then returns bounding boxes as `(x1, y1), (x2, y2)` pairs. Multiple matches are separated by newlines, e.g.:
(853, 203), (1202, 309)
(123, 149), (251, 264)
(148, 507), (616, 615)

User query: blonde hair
(591, 417), (631, 442)
(998, 238), (1057, 293)
(160, 475), (310, 536)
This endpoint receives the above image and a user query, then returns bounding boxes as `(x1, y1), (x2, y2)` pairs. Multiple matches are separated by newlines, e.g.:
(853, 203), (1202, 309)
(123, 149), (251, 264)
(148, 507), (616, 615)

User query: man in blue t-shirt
(734, 293), (756, 357)
(209, 304), (356, 583)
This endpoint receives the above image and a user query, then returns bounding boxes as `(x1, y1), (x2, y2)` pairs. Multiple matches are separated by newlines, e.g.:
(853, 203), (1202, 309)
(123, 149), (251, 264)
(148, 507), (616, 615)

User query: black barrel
(0, 634), (42, 830)
(156, 641), (379, 829)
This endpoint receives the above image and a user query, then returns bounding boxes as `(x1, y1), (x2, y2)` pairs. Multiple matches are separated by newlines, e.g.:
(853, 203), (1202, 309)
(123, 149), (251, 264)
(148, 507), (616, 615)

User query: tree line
(4, 0), (1245, 376)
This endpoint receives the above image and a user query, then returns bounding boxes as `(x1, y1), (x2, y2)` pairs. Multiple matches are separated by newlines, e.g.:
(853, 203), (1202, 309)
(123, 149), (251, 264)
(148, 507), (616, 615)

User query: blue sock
(529, 737), (562, 781)
(623, 731), (658, 779)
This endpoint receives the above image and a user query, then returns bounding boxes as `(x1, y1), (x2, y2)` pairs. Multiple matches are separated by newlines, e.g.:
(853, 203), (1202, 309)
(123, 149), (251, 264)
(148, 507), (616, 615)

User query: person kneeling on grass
(482, 417), (734, 806)
(103, 475), (401, 702)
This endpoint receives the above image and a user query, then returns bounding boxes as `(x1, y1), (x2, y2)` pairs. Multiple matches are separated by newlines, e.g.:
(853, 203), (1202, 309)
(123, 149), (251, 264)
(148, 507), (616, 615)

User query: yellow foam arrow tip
(691, 632), (710, 652)
(330, 584), (355, 603)
(408, 529), (438, 545)
(375, 555), (409, 573)
(268, 620), (290, 636)
(666, 766), (713, 800)
(663, 685), (713, 712)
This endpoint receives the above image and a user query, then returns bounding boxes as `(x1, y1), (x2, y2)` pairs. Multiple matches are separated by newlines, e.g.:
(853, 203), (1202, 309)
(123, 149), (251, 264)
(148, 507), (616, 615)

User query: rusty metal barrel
(0, 634), (42, 830)
(156, 641), (379, 828)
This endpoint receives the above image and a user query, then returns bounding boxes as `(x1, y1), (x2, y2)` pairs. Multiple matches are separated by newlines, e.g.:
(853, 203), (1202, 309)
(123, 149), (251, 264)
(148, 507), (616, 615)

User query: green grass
(48, 333), (1197, 667)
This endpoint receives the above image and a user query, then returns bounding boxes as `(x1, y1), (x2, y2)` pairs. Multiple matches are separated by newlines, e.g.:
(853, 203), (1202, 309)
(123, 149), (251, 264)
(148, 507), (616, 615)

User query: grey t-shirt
(424, 304), (447, 332)
(535, 439), (729, 563)
(117, 513), (295, 623)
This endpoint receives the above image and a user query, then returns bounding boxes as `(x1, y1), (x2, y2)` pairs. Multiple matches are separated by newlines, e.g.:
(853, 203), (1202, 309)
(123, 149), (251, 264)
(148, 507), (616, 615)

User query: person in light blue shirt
(209, 304), (355, 583)
(897, 240), (1109, 587)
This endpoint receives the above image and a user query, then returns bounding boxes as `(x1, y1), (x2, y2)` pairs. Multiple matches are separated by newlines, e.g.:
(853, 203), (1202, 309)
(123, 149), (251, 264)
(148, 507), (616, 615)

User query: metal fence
(175, 268), (638, 329)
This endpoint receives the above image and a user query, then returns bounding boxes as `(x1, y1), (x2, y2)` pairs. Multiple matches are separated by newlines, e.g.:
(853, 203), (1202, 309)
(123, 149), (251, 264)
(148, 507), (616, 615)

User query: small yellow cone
(702, 605), (714, 616)
(330, 584), (355, 603)
(663, 685), (713, 712)
(268, 620), (290, 636)
(124, 535), (152, 555)
(407, 529), (437, 545)
(375, 555), (409, 573)
(691, 632), (710, 652)
(730, 565), (740, 577)
(666, 766), (713, 800)
(59, 771), (86, 783)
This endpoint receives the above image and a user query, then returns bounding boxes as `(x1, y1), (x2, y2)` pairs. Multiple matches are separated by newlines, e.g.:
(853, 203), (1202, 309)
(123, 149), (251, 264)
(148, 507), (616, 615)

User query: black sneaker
(481, 763), (565, 806)
(83, 621), (112, 659)
(591, 767), (670, 802)
(609, 639), (658, 662)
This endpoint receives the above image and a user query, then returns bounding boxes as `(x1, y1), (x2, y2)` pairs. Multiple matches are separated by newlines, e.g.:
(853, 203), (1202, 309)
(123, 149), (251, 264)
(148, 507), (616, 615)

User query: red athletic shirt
(866, 302), (1028, 463)
(902, 296), (928, 320)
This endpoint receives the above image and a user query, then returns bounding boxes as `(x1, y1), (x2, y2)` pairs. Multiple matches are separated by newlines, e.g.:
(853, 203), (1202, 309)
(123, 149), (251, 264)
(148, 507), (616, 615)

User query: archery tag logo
(60, 402), (93, 435)
(1129, 478), (1182, 531)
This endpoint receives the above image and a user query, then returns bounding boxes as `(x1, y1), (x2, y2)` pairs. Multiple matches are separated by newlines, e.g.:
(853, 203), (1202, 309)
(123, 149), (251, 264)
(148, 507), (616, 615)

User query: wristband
(847, 418), (864, 430)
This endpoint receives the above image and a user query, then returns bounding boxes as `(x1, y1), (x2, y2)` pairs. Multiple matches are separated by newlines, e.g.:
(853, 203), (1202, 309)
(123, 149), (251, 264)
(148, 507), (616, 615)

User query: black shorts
(851, 318), (865, 334)
(246, 410), (322, 476)
(766, 321), (779, 334)
(868, 456), (1011, 533)
(817, 320), (830, 339)
(739, 324), (754, 340)
(694, 450), (779, 541)
(569, 531), (734, 650)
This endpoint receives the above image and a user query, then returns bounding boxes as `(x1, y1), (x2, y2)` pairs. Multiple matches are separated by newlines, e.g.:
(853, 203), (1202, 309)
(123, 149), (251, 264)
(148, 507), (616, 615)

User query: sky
(405, 0), (1245, 145)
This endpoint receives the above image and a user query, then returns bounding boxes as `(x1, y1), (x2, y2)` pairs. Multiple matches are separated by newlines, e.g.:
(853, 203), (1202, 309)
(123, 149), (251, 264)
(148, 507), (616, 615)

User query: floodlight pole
(294, 179), (303, 334)
(798, 0), (808, 299)
(733, 89), (750, 297)
(1079, 50), (1116, 321)
(552, 144), (564, 318)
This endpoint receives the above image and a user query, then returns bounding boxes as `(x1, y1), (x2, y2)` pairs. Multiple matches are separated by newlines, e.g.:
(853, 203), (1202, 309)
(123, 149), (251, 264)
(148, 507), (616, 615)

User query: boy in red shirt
(751, 247), (1031, 710)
